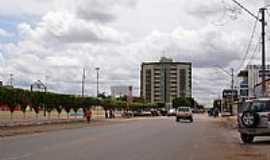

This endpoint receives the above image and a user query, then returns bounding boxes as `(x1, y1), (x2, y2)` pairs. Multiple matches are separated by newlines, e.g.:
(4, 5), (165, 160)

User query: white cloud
(76, 0), (137, 23)
(0, 0), (267, 105)
(17, 11), (130, 45)
(0, 28), (13, 37)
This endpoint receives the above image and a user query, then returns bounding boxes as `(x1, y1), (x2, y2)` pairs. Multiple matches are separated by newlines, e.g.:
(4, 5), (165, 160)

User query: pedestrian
(86, 109), (92, 123)
(214, 107), (219, 118)
(105, 110), (108, 119)
(109, 109), (113, 119)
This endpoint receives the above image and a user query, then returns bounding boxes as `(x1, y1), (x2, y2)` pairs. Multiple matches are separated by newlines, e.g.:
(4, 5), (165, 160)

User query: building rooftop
(238, 70), (248, 77)
(141, 57), (191, 66)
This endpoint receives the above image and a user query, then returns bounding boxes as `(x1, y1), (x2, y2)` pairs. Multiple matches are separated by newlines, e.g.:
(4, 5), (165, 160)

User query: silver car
(176, 107), (193, 122)
(238, 98), (270, 143)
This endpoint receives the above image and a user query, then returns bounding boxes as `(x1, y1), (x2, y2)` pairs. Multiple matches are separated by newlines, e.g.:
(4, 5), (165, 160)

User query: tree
(101, 98), (113, 118)
(17, 89), (31, 119)
(55, 105), (63, 119)
(132, 97), (145, 103)
(6, 89), (18, 120)
(63, 95), (73, 119)
(44, 93), (56, 119)
(31, 92), (44, 119)
(72, 97), (82, 119)
(55, 95), (65, 119)
(172, 97), (191, 108)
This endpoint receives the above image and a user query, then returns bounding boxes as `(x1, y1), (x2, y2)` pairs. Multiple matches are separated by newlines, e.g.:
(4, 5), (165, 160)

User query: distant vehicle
(176, 107), (193, 122)
(150, 109), (160, 116)
(133, 110), (152, 117)
(158, 108), (167, 116)
(167, 108), (176, 116)
(208, 107), (219, 117)
(238, 98), (270, 143)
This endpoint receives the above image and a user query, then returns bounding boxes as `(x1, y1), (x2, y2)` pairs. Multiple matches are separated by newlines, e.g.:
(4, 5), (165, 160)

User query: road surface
(1, 115), (270, 160)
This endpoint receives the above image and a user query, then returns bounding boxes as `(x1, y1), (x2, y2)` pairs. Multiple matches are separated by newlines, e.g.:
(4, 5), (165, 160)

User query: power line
(231, 0), (267, 96)
(212, 0), (241, 26)
(214, 65), (232, 78)
(236, 12), (259, 73)
(246, 38), (261, 66)
(231, 0), (260, 20)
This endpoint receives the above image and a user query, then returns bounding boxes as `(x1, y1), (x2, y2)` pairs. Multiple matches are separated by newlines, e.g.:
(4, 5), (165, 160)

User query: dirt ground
(0, 118), (137, 137)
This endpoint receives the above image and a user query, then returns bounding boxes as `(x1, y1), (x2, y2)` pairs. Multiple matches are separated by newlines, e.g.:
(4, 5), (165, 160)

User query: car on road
(133, 110), (152, 117)
(150, 109), (161, 116)
(176, 107), (193, 122)
(238, 98), (270, 143)
(167, 108), (176, 116)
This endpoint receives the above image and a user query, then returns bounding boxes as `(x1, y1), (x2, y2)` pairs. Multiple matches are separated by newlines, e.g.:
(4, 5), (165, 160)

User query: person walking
(86, 109), (92, 123)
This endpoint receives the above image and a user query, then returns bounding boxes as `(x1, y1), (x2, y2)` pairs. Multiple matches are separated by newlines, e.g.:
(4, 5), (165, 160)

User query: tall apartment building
(140, 57), (192, 103)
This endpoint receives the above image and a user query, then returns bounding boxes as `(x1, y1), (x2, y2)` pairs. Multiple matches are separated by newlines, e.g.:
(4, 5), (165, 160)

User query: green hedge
(0, 87), (100, 114)
(0, 87), (159, 115)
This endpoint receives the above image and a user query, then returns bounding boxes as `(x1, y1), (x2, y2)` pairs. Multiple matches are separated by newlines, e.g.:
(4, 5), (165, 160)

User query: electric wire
(235, 11), (259, 73)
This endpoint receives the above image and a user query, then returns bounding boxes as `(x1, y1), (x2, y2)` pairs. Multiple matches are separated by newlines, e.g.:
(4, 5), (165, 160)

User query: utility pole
(95, 67), (100, 97)
(260, 8), (266, 96)
(231, 68), (234, 90)
(82, 68), (86, 97)
(231, 0), (267, 97)
(45, 75), (49, 92)
(231, 68), (234, 115)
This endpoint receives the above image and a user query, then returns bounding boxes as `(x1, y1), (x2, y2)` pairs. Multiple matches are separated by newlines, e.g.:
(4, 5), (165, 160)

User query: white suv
(176, 107), (193, 122)
(238, 98), (270, 143)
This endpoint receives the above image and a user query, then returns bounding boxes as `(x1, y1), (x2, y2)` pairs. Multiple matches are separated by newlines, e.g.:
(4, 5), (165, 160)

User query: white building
(238, 65), (270, 98)
(111, 85), (132, 97)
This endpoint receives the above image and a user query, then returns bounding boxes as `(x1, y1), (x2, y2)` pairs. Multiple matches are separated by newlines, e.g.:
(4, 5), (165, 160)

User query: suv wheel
(176, 117), (180, 122)
(190, 117), (193, 122)
(240, 134), (254, 144)
(241, 111), (260, 128)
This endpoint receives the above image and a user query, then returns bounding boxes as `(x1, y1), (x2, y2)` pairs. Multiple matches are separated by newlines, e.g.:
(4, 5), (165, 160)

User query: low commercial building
(254, 79), (270, 97)
(111, 85), (133, 97)
(238, 65), (270, 98)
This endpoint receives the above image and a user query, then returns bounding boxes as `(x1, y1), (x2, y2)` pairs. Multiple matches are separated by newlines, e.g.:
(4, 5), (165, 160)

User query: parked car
(121, 111), (134, 118)
(158, 108), (167, 116)
(167, 108), (176, 116)
(133, 110), (152, 117)
(150, 109), (160, 116)
(176, 106), (193, 122)
(238, 98), (270, 143)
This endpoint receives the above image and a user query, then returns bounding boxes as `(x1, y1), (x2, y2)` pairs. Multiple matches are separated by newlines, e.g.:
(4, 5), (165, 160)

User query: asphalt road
(1, 115), (270, 160)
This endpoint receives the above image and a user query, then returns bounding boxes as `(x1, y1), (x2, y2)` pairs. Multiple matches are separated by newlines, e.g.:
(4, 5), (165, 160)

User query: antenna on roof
(162, 49), (165, 57)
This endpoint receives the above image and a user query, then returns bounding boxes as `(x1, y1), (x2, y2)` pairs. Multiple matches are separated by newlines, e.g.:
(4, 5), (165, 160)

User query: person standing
(86, 109), (92, 123)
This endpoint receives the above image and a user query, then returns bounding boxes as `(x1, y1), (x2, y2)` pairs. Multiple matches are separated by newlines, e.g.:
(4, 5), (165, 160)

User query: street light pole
(82, 68), (86, 97)
(231, 68), (234, 115)
(95, 67), (100, 97)
(260, 8), (266, 96)
(9, 73), (14, 86)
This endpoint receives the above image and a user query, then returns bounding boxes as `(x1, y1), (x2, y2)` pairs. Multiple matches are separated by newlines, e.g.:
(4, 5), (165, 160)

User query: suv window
(238, 100), (270, 113)
(238, 102), (252, 113)
(178, 107), (190, 112)
(250, 101), (270, 112)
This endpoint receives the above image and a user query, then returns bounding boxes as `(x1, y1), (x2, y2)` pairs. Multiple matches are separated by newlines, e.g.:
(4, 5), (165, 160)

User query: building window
(146, 69), (152, 101)
(179, 69), (186, 97)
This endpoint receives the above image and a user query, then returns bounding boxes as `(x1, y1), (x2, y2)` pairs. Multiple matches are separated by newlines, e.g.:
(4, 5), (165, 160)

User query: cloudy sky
(0, 0), (269, 106)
